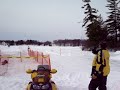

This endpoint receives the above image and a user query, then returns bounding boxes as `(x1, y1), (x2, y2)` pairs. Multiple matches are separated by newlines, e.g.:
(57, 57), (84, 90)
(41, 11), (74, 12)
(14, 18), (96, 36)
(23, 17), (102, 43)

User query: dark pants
(88, 76), (107, 90)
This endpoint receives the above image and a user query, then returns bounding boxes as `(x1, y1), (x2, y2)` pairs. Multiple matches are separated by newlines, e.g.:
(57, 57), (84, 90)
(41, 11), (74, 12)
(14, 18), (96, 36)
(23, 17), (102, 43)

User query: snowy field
(0, 45), (120, 90)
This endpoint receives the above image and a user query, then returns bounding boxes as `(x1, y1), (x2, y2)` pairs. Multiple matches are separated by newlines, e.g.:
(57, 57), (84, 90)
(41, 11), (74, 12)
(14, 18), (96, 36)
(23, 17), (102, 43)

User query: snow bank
(0, 45), (120, 90)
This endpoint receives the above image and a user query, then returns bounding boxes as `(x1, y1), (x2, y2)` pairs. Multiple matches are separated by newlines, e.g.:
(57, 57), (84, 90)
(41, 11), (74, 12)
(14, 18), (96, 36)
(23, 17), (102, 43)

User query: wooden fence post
(42, 53), (43, 65)
(20, 52), (22, 62)
(60, 48), (61, 56)
(37, 51), (38, 62)
(0, 50), (1, 63)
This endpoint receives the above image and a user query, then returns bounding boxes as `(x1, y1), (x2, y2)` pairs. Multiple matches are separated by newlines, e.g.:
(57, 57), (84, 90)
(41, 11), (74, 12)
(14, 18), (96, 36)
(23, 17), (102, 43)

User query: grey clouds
(0, 0), (107, 41)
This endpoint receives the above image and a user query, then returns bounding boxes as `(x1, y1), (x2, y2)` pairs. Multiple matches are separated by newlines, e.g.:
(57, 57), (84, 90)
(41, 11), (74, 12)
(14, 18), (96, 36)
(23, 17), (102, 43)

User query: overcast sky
(0, 0), (108, 41)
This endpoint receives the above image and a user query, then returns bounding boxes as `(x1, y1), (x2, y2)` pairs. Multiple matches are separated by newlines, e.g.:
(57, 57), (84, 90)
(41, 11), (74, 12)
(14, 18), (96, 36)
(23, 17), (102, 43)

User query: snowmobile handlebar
(26, 69), (57, 74)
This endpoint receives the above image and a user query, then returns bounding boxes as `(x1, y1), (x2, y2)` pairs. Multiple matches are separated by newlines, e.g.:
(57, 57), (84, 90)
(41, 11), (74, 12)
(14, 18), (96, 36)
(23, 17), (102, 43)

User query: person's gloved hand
(91, 74), (97, 79)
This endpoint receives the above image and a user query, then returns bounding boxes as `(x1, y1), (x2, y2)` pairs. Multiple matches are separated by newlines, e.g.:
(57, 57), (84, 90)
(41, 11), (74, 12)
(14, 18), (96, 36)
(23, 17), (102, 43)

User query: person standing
(89, 41), (110, 90)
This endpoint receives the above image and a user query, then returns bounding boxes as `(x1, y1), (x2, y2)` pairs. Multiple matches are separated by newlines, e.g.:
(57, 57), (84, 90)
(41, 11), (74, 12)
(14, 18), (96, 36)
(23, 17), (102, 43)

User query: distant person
(28, 46), (30, 51)
(89, 41), (110, 90)
(8, 44), (10, 47)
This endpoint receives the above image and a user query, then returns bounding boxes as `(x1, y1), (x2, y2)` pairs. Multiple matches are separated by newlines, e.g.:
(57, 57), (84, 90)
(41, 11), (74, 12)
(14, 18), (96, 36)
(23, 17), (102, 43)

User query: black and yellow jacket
(92, 49), (110, 76)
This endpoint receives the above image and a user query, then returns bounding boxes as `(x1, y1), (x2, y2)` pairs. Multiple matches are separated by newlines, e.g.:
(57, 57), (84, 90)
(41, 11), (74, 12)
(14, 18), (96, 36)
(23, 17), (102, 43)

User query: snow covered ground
(0, 45), (120, 90)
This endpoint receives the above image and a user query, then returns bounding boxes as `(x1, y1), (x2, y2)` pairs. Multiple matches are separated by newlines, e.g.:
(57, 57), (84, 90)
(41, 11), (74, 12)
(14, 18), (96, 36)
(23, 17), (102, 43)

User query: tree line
(0, 40), (52, 46)
(82, 0), (120, 49)
(0, 39), (85, 46)
(53, 39), (82, 46)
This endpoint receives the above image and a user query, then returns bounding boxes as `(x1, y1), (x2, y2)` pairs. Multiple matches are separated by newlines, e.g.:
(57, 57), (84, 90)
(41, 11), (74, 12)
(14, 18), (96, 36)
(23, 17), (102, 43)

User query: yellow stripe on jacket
(92, 50), (110, 76)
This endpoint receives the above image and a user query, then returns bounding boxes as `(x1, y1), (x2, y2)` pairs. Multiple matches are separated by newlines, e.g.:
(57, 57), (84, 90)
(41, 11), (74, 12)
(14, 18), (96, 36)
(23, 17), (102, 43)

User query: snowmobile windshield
(37, 65), (50, 72)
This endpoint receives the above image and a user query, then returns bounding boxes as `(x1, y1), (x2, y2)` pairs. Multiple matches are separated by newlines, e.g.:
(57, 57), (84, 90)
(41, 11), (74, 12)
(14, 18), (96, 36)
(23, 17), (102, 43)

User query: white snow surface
(0, 45), (120, 90)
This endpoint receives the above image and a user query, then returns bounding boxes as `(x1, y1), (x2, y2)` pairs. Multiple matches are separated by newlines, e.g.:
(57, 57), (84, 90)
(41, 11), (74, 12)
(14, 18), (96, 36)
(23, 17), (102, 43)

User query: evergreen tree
(86, 16), (108, 45)
(117, 4), (120, 42)
(82, 0), (108, 46)
(82, 0), (98, 27)
(106, 0), (120, 47)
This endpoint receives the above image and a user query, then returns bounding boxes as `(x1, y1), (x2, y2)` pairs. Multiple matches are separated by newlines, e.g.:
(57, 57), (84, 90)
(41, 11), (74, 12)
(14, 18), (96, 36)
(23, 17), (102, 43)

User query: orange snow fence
(38, 54), (51, 69)
(0, 48), (51, 69)
(28, 49), (51, 69)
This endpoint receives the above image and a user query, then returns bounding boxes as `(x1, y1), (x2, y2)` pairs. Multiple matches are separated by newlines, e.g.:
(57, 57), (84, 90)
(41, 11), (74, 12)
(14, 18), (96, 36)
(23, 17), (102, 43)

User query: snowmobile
(26, 65), (57, 90)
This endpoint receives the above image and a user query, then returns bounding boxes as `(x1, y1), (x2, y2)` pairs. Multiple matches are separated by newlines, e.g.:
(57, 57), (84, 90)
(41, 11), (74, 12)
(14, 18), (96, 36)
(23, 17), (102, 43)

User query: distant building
(1, 42), (7, 46)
